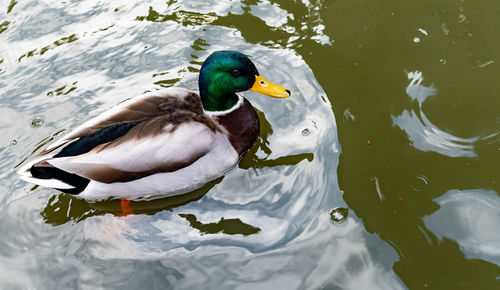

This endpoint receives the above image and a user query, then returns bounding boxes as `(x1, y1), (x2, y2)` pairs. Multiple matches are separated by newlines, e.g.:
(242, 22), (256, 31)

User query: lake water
(0, 0), (498, 289)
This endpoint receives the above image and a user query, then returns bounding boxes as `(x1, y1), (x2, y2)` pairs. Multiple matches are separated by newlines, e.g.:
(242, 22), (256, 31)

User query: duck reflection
(41, 109), (313, 229)
(179, 213), (261, 236)
(41, 178), (222, 226)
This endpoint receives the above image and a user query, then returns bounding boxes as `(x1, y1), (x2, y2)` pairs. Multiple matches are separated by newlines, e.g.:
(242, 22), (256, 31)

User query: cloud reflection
(424, 189), (500, 267)
(392, 71), (480, 157)
(84, 212), (406, 289)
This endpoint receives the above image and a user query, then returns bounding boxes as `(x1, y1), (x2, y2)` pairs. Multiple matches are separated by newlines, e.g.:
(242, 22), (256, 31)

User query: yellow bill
(250, 75), (290, 98)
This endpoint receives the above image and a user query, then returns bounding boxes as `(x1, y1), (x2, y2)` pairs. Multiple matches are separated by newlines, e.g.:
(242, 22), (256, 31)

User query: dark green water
(0, 0), (498, 289)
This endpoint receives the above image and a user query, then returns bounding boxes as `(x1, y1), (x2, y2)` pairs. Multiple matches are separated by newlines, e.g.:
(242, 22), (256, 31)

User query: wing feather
(47, 121), (216, 183)
(38, 88), (198, 155)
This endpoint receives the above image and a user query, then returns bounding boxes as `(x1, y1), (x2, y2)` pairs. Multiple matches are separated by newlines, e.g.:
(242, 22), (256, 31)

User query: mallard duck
(18, 51), (290, 201)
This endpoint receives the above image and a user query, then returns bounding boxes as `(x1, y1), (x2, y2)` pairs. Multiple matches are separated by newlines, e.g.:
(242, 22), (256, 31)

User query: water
(0, 0), (499, 289)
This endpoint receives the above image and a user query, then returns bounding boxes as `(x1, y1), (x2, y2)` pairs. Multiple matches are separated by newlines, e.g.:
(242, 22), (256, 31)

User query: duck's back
(37, 88), (214, 156)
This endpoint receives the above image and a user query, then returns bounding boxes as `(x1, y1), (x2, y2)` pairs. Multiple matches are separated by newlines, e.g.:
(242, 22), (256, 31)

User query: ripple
(411, 175), (429, 192)
(0, 0), (405, 288)
(392, 71), (495, 158)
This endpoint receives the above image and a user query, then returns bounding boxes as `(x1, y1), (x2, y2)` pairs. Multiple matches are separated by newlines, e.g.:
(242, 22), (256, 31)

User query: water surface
(0, 0), (498, 289)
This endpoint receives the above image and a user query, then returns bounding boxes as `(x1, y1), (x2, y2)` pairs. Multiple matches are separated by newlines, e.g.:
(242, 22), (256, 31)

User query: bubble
(301, 128), (310, 136)
(330, 207), (348, 223)
(413, 37), (421, 43)
(31, 116), (44, 128)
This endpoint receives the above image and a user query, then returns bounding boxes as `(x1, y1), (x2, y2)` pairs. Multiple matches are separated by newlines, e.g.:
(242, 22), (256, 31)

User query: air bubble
(31, 116), (44, 128)
(330, 207), (348, 223)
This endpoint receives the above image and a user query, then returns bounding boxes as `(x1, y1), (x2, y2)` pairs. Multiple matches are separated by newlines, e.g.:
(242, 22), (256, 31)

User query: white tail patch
(17, 154), (74, 189)
(17, 155), (53, 177)
(19, 175), (75, 189)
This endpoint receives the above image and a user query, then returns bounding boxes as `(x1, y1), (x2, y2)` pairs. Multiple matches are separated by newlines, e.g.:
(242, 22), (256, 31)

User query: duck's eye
(231, 69), (241, 76)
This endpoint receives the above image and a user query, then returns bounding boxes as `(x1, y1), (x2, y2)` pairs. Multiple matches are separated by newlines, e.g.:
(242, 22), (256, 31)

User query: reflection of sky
(424, 189), (500, 267)
(85, 213), (406, 289)
(392, 71), (479, 157)
(249, 0), (289, 27)
(249, 0), (333, 46)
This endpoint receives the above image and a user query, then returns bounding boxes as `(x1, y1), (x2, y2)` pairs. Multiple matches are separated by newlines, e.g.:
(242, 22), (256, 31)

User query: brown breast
(213, 98), (260, 157)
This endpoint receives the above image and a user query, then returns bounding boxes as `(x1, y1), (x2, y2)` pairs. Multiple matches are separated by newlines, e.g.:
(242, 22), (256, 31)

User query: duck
(18, 50), (290, 201)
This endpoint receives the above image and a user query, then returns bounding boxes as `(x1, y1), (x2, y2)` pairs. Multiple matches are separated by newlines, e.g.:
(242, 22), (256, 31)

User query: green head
(198, 50), (290, 112)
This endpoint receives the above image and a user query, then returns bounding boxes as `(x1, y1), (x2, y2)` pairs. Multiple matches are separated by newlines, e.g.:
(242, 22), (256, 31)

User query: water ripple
(392, 71), (497, 158)
(0, 0), (405, 288)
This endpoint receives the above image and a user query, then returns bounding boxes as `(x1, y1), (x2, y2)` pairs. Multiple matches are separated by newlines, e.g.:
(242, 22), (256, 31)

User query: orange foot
(119, 199), (134, 216)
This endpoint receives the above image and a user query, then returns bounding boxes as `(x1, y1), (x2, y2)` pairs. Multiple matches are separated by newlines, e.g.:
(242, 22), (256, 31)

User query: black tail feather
(30, 166), (90, 195)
